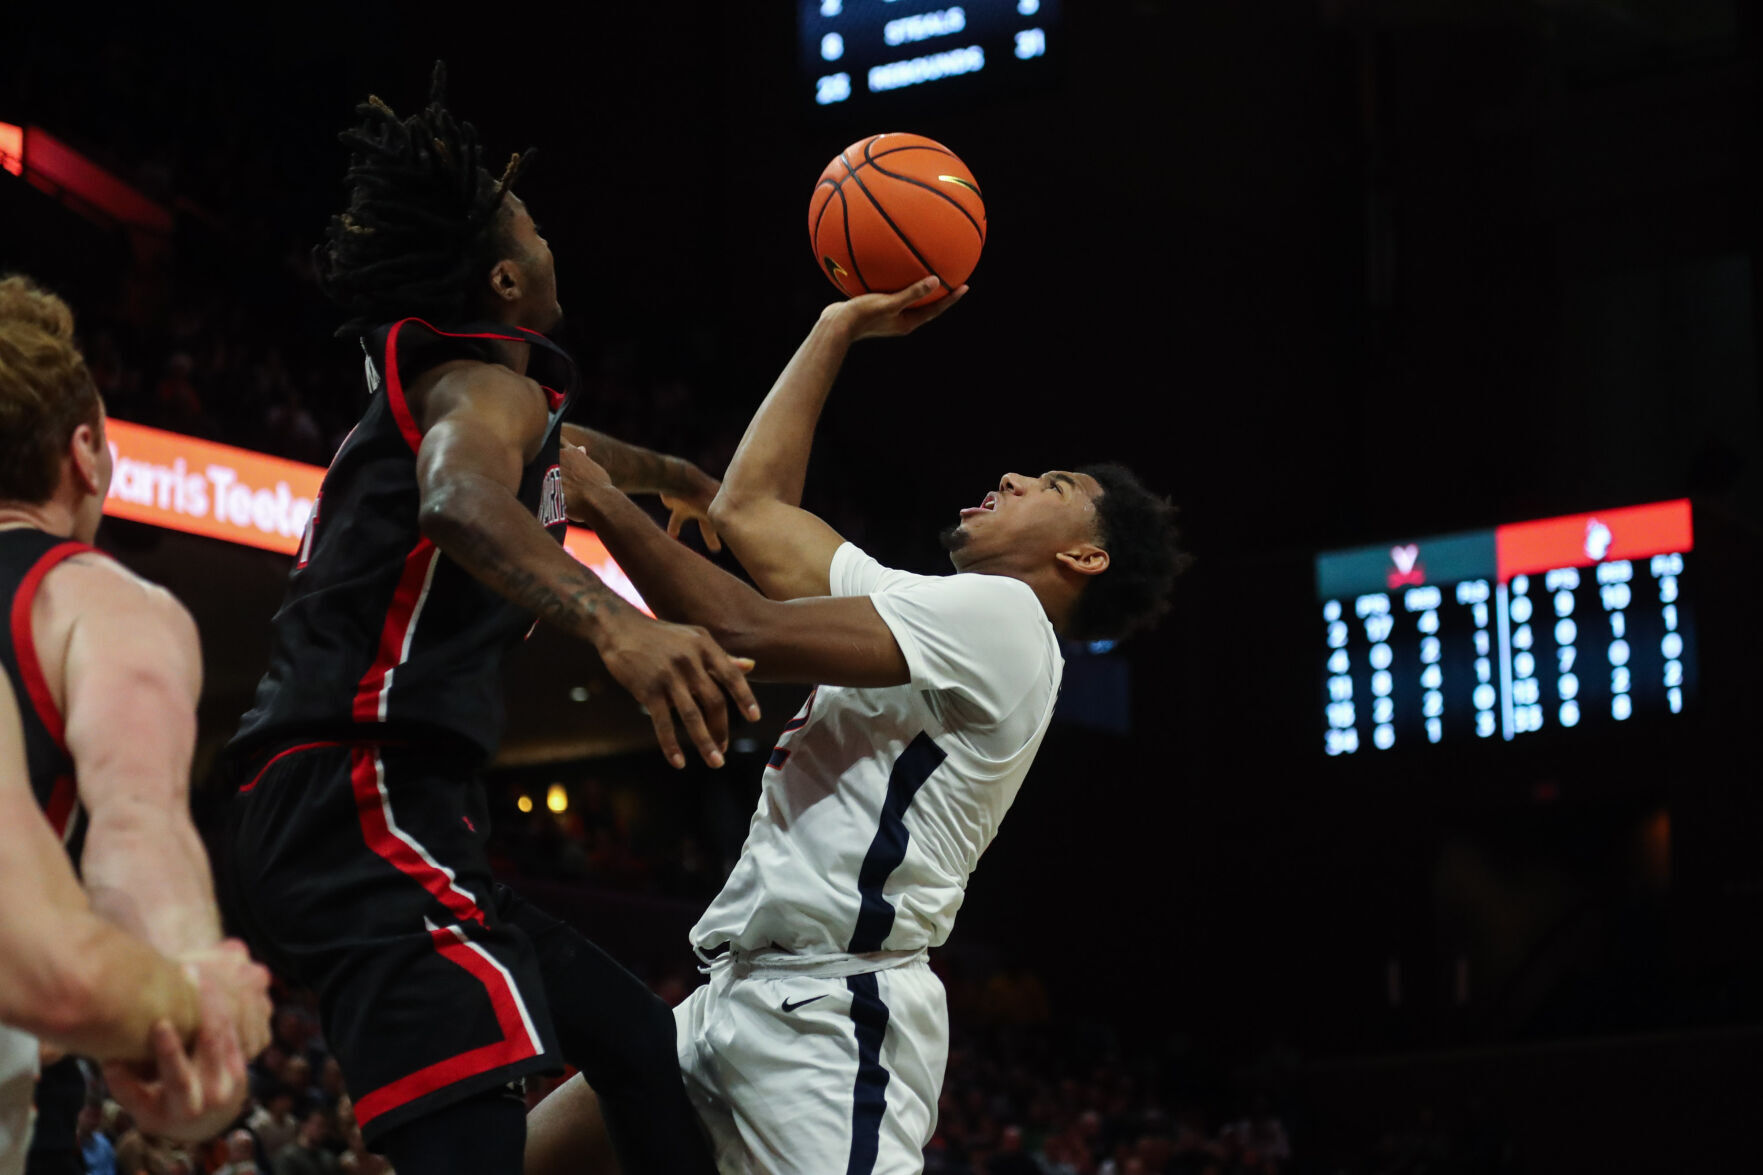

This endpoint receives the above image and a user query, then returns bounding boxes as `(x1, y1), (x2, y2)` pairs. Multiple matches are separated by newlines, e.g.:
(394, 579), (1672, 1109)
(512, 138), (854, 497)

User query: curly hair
(0, 274), (100, 504)
(1066, 462), (1193, 642)
(316, 61), (533, 335)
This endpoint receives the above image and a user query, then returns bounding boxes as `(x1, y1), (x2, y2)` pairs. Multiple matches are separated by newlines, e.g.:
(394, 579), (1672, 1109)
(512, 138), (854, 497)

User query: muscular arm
(569, 458), (908, 687)
(704, 309), (853, 600)
(709, 277), (960, 601)
(46, 557), (218, 956)
(559, 424), (717, 500)
(416, 362), (759, 767)
(0, 674), (198, 1061)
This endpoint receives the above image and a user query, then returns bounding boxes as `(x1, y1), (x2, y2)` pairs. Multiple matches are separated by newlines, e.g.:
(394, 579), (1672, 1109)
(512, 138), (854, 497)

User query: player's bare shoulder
(411, 356), (552, 458)
(33, 554), (201, 685)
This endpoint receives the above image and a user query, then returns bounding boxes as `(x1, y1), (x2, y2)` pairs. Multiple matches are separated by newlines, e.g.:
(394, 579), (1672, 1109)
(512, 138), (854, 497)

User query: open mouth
(959, 491), (999, 520)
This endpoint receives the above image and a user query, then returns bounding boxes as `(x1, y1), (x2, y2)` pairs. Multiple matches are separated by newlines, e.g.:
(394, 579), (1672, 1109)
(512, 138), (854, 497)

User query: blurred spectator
(1222, 1094), (1291, 1174)
(247, 1086), (300, 1157)
(78, 1097), (118, 1175)
(272, 1111), (339, 1175)
(989, 1125), (1040, 1175)
(214, 1129), (265, 1175)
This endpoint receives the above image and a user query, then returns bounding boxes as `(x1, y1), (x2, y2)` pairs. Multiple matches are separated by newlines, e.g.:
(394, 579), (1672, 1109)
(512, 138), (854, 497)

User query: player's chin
(938, 522), (969, 554)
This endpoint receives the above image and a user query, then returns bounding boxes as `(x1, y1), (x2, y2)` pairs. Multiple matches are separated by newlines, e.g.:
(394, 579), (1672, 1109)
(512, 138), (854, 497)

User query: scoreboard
(1317, 500), (1694, 756)
(799, 1), (1061, 112)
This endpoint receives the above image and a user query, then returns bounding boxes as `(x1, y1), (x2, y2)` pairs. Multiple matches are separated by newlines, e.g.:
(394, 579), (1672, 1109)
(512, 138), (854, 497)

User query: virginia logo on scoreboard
(1386, 543), (1425, 589)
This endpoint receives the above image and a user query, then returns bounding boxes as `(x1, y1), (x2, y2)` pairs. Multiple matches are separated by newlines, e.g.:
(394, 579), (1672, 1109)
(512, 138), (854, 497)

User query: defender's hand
(597, 616), (760, 769)
(184, 940), (273, 1060)
(103, 1013), (245, 1143)
(561, 444), (614, 524)
(828, 276), (968, 342)
(661, 468), (722, 553)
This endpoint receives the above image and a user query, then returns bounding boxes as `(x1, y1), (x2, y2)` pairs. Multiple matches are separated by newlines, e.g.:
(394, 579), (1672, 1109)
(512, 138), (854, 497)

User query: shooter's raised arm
(708, 277), (965, 600)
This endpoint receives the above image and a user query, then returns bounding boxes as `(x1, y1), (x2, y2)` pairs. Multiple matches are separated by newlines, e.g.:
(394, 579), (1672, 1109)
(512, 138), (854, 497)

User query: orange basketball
(808, 132), (985, 305)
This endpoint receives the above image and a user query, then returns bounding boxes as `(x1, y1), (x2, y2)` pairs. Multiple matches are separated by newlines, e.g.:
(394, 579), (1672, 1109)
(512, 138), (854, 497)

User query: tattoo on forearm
(444, 518), (623, 636)
(583, 430), (699, 496)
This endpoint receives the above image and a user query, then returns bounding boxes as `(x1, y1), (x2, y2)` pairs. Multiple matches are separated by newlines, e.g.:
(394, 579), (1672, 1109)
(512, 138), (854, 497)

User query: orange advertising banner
(104, 419), (321, 554)
(103, 419), (648, 612)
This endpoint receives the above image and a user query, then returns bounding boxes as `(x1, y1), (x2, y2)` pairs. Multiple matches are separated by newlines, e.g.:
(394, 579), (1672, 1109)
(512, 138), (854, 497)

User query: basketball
(808, 132), (986, 305)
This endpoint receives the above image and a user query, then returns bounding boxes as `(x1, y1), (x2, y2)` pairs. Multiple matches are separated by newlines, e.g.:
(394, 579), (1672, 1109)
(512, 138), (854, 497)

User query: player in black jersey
(217, 68), (751, 1174)
(0, 275), (272, 1164)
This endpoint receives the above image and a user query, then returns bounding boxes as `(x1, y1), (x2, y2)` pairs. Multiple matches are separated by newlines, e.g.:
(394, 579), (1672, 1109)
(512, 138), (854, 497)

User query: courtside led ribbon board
(103, 419), (647, 611)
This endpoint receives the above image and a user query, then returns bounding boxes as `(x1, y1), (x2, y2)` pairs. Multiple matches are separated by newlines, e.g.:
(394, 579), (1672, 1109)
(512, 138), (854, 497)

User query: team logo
(538, 465), (567, 528)
(1584, 519), (1612, 561)
(1386, 543), (1425, 589)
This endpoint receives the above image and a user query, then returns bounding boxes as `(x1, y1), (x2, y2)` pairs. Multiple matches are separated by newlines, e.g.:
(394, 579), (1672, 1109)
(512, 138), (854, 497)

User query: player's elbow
(418, 482), (478, 548)
(707, 486), (759, 533)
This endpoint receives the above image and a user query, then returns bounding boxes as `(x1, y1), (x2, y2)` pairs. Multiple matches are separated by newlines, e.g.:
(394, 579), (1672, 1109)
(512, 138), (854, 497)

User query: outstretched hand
(661, 481), (722, 553)
(830, 276), (968, 342)
(563, 444), (723, 552)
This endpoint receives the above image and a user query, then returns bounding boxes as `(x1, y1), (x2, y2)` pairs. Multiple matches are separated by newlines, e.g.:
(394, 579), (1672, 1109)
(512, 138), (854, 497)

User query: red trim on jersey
(381, 318), (566, 454)
(8, 540), (97, 748)
(237, 741), (342, 794)
(351, 922), (540, 1128)
(347, 748), (487, 928)
(43, 774), (77, 838)
(382, 319), (424, 452)
(352, 540), (439, 724)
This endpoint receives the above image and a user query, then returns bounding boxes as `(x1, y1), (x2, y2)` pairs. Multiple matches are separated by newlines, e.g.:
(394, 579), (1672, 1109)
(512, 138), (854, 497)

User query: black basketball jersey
(0, 527), (91, 859)
(230, 319), (577, 763)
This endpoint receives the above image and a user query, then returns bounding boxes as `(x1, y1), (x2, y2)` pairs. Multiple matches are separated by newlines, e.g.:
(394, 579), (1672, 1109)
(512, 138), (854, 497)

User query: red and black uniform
(1, 528), (97, 1171)
(218, 321), (713, 1171)
(0, 529), (91, 860)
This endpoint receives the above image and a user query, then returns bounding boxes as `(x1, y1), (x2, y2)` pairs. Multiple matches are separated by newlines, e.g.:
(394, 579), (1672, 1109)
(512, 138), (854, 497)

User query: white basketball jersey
(691, 543), (1064, 956)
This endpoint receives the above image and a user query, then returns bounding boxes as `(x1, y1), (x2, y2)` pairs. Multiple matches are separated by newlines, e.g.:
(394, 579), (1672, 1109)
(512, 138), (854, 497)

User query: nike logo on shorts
(781, 994), (829, 1013)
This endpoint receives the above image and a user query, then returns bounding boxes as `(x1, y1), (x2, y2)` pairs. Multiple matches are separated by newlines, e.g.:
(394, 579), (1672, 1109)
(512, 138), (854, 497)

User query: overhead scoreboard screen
(800, 1), (1061, 111)
(1317, 500), (1694, 756)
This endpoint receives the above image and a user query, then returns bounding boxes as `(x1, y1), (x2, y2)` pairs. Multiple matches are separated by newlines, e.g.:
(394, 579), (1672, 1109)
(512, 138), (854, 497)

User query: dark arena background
(5, 2), (1761, 1171)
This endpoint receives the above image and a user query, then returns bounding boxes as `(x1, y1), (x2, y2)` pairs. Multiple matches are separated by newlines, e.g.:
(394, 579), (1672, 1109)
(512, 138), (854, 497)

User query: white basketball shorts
(674, 952), (948, 1175)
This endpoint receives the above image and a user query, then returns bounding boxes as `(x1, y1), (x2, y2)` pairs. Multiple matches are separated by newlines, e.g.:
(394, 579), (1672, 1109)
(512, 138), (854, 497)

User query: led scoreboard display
(800, 1), (1060, 111)
(1317, 500), (1695, 756)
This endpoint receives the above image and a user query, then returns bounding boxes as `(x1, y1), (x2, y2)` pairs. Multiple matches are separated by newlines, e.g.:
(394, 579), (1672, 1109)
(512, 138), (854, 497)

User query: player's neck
(483, 333), (533, 377)
(0, 497), (80, 539)
(983, 565), (1078, 635)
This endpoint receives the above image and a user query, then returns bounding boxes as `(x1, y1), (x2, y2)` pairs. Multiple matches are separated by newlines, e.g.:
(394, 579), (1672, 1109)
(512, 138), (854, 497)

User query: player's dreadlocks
(316, 61), (534, 335)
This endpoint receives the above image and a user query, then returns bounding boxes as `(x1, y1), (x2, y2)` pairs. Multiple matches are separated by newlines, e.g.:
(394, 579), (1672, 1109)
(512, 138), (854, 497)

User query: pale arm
(0, 674), (200, 1062)
(52, 558), (217, 956)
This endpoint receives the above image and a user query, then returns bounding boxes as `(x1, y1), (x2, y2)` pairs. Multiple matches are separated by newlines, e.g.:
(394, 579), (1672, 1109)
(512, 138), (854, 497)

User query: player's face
(503, 198), (562, 332)
(944, 470), (1104, 571)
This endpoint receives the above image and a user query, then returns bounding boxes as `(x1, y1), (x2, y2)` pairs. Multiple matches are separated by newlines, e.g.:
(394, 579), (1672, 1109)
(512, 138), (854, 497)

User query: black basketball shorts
(219, 741), (561, 1142)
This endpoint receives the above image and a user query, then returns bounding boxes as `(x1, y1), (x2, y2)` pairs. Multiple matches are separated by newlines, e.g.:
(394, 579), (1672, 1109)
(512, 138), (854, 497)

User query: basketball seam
(818, 144), (962, 199)
(840, 150), (947, 294)
(863, 137), (985, 244)
(811, 178), (839, 245)
(835, 178), (871, 294)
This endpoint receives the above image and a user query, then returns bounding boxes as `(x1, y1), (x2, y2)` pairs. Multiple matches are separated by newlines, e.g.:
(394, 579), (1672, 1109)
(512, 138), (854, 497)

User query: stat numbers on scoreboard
(1316, 501), (1695, 756)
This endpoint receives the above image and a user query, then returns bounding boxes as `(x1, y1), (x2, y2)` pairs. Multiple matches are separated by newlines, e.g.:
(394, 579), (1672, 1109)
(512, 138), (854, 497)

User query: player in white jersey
(524, 276), (1188, 1175)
